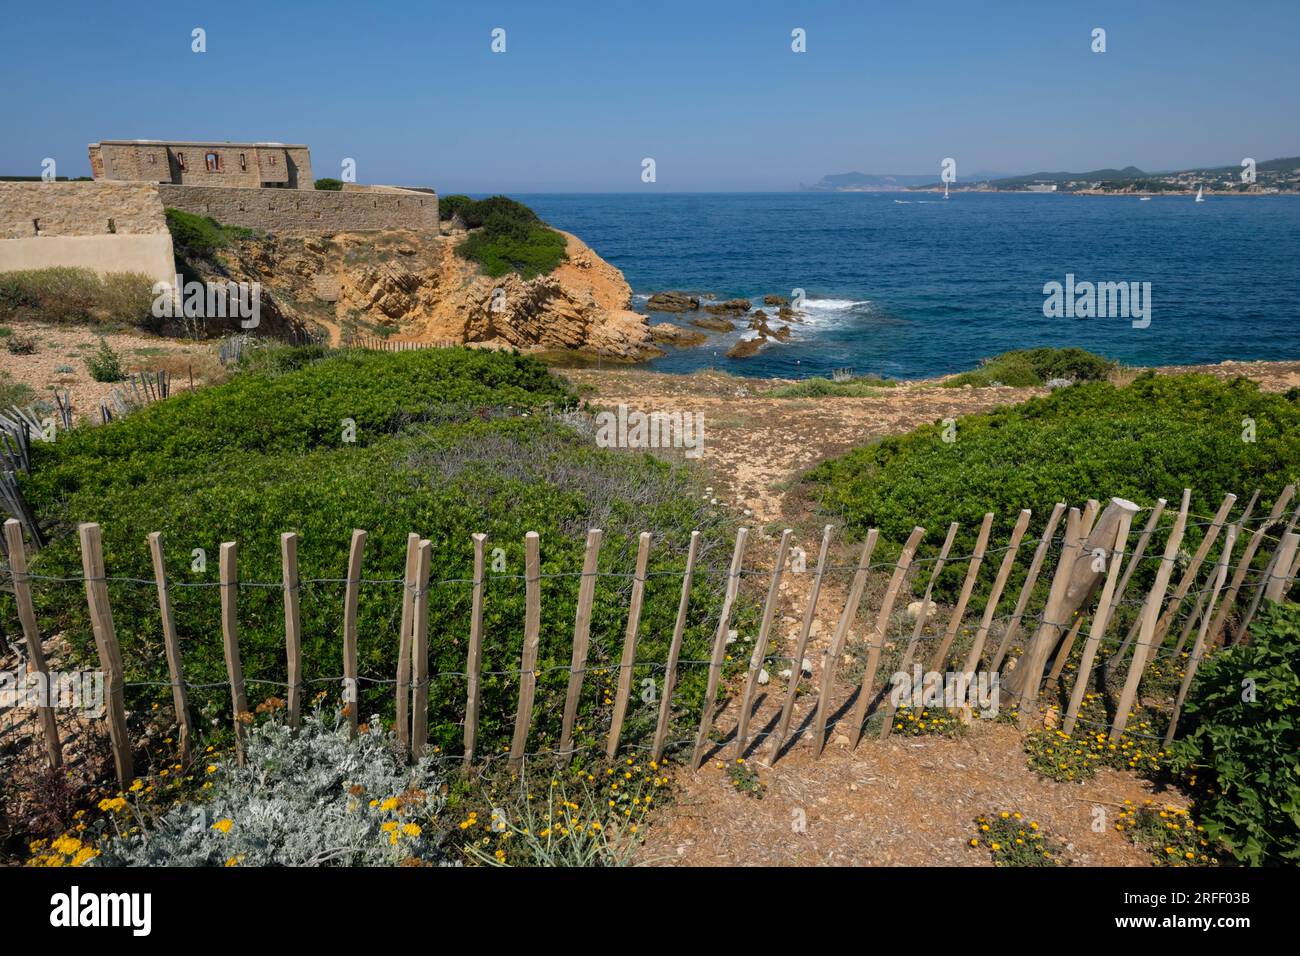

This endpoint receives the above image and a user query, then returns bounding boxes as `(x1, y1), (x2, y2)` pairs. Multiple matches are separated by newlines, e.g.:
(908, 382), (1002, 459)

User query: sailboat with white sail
(1195, 185), (1205, 202)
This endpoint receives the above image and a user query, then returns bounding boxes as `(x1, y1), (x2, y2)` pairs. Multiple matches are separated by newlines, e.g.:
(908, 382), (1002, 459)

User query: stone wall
(156, 184), (438, 235)
(0, 181), (168, 239)
(91, 142), (314, 189)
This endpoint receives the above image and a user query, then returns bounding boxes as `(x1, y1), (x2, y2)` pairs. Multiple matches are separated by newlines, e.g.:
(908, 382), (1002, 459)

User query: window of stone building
(269, 154), (277, 166)
(32, 218), (41, 235)
(148, 154), (157, 165)
(107, 218), (116, 234)
(239, 153), (247, 171)
(177, 152), (187, 170)
(206, 152), (222, 173)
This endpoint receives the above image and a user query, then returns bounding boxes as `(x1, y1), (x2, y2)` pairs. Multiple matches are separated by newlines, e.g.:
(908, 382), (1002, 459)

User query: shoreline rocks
(646, 291), (700, 312)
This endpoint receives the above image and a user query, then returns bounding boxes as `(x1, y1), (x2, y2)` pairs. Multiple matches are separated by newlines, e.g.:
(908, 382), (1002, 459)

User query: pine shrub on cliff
(450, 196), (568, 279)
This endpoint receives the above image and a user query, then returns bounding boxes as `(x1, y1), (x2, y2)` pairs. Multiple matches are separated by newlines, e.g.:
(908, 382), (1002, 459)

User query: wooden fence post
(770, 525), (832, 761)
(1240, 502), (1300, 631)
(1111, 492), (1190, 741)
(78, 522), (132, 786)
(509, 532), (542, 767)
(280, 532), (303, 730)
(990, 503), (1065, 671)
(218, 540), (248, 763)
(811, 529), (880, 754)
(1151, 493), (1236, 646)
(411, 540), (432, 757)
(395, 533), (420, 754)
(652, 530), (699, 764)
(1211, 484), (1295, 644)
(4, 519), (60, 769)
(928, 512), (994, 671)
(463, 533), (486, 767)
(607, 532), (652, 759)
(881, 522), (958, 739)
(1164, 525), (1237, 746)
(734, 529), (792, 758)
(1100, 499), (1167, 676)
(962, 510), (1032, 674)
(147, 531), (192, 762)
(1262, 532), (1299, 603)
(560, 529), (603, 755)
(848, 526), (926, 748)
(691, 527), (749, 769)
(342, 529), (366, 735)
(1061, 509), (1135, 734)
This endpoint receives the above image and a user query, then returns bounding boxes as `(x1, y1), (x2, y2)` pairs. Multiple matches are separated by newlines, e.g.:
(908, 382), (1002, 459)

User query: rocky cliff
(188, 227), (662, 360)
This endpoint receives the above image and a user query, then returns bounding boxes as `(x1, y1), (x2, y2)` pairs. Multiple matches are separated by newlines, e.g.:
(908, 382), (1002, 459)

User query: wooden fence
(2, 483), (1297, 789)
(346, 335), (459, 352)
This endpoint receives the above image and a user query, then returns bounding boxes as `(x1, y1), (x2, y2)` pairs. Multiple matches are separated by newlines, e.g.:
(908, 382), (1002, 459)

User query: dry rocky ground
(561, 359), (1300, 867)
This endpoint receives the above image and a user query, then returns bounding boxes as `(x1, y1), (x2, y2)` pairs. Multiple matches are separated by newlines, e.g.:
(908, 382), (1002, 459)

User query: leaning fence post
(962, 509), (1032, 674)
(848, 526), (926, 748)
(990, 503), (1065, 671)
(218, 540), (249, 763)
(691, 527), (749, 769)
(560, 529), (603, 755)
(463, 533), (486, 767)
(1111, 492), (1190, 741)
(78, 522), (132, 786)
(811, 530), (880, 754)
(5, 519), (61, 769)
(280, 532), (303, 730)
(1164, 525), (1237, 747)
(1262, 532), (1299, 604)
(653, 531), (700, 764)
(1061, 509), (1135, 735)
(607, 532), (653, 759)
(770, 525), (832, 761)
(509, 532), (542, 768)
(411, 540), (433, 757)
(734, 529), (792, 758)
(1212, 484), (1295, 644)
(881, 522), (958, 740)
(395, 533), (420, 754)
(927, 512), (993, 672)
(1151, 493), (1236, 646)
(147, 531), (192, 762)
(342, 529), (367, 735)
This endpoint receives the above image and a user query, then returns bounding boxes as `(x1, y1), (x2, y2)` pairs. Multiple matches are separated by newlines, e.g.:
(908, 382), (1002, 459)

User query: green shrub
(439, 194), (474, 222)
(449, 196), (567, 279)
(807, 373), (1300, 607)
(19, 348), (741, 760)
(0, 268), (156, 328)
(943, 348), (1116, 388)
(768, 375), (895, 398)
(1166, 602), (1300, 865)
(164, 207), (254, 258)
(314, 178), (344, 191)
(85, 339), (124, 382)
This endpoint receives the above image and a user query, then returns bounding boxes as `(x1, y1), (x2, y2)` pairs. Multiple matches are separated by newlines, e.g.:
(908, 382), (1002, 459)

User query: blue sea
(516, 192), (1300, 380)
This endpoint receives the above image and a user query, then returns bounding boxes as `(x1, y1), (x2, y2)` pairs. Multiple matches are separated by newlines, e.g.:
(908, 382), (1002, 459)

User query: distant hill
(805, 170), (1018, 191)
(987, 167), (1146, 188)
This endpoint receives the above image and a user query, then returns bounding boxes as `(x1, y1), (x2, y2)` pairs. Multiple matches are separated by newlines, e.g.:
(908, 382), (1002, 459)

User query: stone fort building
(1, 138), (437, 283)
(89, 140), (315, 190)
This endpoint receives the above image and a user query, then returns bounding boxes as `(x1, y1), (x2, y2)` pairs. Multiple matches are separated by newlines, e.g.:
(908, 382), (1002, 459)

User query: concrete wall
(157, 183), (438, 235)
(0, 235), (176, 283)
(0, 181), (169, 238)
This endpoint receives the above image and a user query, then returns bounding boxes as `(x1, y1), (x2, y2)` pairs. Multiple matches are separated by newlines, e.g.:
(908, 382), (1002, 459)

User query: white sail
(1195, 185), (1204, 202)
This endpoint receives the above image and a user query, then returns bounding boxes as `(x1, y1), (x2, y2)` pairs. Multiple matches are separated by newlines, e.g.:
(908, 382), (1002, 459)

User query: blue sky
(2, 0), (1297, 191)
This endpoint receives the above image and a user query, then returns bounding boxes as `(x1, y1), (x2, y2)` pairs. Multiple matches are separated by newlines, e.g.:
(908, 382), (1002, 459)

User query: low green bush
(164, 208), (254, 258)
(313, 178), (344, 191)
(943, 347), (1116, 388)
(438, 194), (474, 222)
(767, 375), (896, 398)
(85, 339), (125, 382)
(1167, 602), (1300, 865)
(18, 348), (740, 759)
(449, 196), (567, 279)
(0, 268), (156, 328)
(0, 370), (34, 408)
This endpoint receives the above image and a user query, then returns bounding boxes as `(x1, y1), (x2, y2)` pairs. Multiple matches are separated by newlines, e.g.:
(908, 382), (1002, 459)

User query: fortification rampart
(156, 184), (438, 235)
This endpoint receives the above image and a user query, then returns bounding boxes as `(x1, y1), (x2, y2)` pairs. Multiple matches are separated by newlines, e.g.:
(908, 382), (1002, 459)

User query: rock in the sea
(702, 298), (752, 314)
(646, 291), (700, 312)
(772, 324), (792, 341)
(726, 336), (765, 358)
(763, 293), (790, 306)
(690, 315), (736, 332)
(650, 322), (709, 346)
